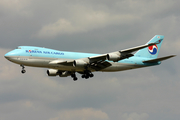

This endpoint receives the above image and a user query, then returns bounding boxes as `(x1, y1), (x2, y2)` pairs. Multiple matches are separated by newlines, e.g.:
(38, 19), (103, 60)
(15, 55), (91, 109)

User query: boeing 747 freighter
(4, 35), (175, 81)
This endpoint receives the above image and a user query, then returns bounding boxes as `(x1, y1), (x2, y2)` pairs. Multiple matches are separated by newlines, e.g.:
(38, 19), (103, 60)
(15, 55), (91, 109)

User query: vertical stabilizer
(135, 35), (164, 59)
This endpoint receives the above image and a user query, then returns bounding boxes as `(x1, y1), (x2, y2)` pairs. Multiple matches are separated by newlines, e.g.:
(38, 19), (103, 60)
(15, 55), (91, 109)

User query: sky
(0, 0), (179, 120)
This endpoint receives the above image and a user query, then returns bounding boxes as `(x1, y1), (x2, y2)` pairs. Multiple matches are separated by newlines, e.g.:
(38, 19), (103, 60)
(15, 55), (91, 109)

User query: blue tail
(135, 35), (164, 59)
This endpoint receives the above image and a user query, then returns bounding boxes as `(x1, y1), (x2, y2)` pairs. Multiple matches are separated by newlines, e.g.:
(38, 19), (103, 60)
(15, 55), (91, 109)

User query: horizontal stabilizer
(143, 55), (176, 63)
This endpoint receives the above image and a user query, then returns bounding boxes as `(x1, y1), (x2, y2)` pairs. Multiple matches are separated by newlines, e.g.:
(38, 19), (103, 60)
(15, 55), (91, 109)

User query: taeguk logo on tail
(148, 45), (158, 55)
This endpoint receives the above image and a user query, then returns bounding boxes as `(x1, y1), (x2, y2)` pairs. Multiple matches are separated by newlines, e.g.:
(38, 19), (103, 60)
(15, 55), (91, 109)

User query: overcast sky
(0, 0), (179, 120)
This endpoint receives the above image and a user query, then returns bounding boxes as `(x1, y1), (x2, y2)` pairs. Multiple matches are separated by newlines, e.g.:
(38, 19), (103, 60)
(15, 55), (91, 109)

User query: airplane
(4, 35), (175, 81)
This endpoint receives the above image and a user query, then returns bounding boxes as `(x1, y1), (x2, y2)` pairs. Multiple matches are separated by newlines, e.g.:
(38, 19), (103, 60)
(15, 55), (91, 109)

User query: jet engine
(47, 69), (58, 76)
(107, 52), (121, 62)
(73, 60), (87, 67)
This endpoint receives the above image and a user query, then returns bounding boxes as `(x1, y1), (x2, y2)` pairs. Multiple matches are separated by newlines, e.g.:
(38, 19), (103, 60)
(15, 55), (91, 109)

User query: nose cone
(4, 50), (21, 64)
(4, 50), (17, 60)
(4, 52), (10, 59)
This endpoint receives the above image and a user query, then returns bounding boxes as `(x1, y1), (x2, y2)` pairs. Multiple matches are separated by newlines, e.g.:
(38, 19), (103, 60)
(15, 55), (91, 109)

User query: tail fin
(135, 35), (164, 59)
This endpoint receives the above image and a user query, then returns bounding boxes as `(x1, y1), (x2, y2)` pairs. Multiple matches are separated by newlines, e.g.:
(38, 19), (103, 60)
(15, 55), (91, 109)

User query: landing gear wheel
(82, 75), (85, 78)
(73, 77), (78, 81)
(21, 69), (26, 74)
(85, 75), (89, 79)
(81, 70), (94, 79)
(89, 74), (94, 78)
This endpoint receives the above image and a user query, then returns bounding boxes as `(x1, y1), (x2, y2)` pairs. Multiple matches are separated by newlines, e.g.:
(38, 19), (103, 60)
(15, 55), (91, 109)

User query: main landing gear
(71, 70), (94, 81)
(20, 65), (26, 74)
(81, 70), (94, 79)
(71, 73), (78, 81)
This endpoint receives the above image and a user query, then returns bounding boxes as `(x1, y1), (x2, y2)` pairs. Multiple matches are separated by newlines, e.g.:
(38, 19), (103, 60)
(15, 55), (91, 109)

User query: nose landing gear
(20, 65), (26, 74)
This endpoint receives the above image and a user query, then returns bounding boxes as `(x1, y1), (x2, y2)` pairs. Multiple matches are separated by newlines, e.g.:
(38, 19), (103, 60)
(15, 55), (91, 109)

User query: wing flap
(143, 55), (176, 63)
(90, 61), (112, 71)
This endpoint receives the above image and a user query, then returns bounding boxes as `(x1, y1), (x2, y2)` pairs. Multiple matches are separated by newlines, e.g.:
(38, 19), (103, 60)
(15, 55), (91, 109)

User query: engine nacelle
(107, 52), (121, 62)
(47, 69), (58, 76)
(59, 71), (70, 77)
(73, 60), (87, 67)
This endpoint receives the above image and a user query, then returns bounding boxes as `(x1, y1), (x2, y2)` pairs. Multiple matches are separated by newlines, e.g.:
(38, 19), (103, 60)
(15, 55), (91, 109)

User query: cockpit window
(16, 47), (21, 49)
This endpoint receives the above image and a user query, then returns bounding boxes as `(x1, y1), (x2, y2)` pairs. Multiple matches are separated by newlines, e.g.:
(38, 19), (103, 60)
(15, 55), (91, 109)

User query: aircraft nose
(4, 51), (15, 60)
(4, 53), (10, 59)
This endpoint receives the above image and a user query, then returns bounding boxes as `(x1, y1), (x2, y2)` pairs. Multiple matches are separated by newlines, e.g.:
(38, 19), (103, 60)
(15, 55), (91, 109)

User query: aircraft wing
(89, 42), (158, 62)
